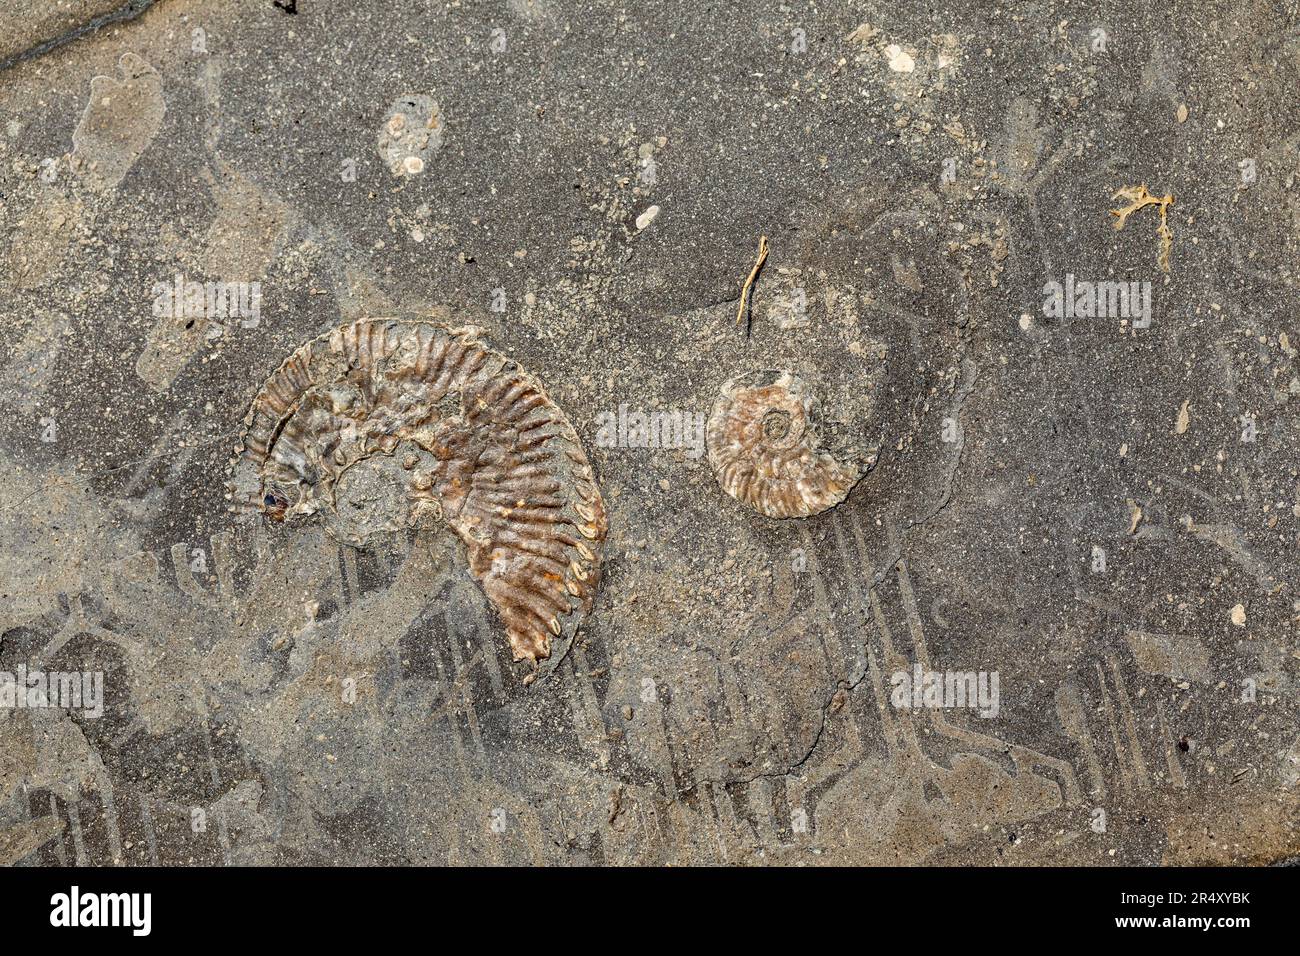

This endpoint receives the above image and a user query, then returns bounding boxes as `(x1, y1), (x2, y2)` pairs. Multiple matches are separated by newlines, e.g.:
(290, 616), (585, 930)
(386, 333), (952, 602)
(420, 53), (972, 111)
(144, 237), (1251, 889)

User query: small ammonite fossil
(707, 370), (867, 519)
(227, 319), (607, 676)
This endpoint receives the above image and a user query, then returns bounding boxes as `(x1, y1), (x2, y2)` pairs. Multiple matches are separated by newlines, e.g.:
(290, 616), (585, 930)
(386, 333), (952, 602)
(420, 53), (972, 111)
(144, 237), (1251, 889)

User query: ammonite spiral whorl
(707, 369), (864, 519)
(227, 319), (607, 672)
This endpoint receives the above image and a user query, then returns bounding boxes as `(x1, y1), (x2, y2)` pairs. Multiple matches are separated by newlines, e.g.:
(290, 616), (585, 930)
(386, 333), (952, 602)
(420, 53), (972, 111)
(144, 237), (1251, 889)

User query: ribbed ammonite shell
(227, 319), (607, 673)
(707, 370), (864, 519)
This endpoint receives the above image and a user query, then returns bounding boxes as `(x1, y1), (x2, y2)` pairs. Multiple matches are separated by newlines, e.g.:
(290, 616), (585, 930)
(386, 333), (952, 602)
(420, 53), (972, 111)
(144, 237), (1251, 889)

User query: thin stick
(735, 235), (769, 335)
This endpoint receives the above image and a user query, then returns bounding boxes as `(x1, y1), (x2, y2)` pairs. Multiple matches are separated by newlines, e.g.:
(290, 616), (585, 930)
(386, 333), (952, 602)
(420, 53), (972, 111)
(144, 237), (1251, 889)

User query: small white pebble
(885, 44), (915, 73)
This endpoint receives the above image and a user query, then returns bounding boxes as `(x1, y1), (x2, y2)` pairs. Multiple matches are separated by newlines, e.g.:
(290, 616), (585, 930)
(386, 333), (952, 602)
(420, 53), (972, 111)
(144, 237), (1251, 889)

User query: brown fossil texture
(707, 369), (864, 519)
(227, 319), (607, 671)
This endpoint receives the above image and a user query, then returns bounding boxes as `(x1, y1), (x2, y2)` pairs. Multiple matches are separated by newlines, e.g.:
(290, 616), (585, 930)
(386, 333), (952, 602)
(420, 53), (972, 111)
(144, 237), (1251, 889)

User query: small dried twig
(1110, 184), (1175, 273)
(735, 235), (769, 335)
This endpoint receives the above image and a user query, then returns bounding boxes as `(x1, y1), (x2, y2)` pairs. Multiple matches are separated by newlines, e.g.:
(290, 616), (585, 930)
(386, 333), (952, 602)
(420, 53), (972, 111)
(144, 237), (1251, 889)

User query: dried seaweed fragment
(1110, 184), (1175, 273)
(227, 319), (607, 674)
(707, 370), (865, 518)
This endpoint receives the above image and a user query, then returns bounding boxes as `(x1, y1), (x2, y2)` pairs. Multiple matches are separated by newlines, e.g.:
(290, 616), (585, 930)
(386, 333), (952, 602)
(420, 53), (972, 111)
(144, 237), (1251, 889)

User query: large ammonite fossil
(707, 369), (867, 519)
(227, 319), (607, 676)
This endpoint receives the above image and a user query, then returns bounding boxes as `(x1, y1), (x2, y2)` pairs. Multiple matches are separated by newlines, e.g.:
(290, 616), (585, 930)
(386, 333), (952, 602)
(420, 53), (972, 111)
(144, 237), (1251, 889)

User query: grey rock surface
(0, 0), (1297, 865)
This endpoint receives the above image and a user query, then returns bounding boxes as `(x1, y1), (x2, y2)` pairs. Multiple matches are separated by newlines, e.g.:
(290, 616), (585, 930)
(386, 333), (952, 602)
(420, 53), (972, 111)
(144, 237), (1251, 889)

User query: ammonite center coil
(228, 319), (607, 675)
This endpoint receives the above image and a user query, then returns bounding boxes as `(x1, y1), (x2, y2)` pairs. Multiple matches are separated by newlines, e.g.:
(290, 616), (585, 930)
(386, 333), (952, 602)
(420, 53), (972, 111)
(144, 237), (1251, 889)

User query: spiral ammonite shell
(227, 319), (607, 671)
(707, 370), (864, 519)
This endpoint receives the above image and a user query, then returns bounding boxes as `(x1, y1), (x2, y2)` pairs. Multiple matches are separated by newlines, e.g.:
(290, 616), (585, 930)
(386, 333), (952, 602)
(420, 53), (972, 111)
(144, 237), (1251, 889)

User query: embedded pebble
(885, 44), (915, 73)
(377, 94), (444, 177)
